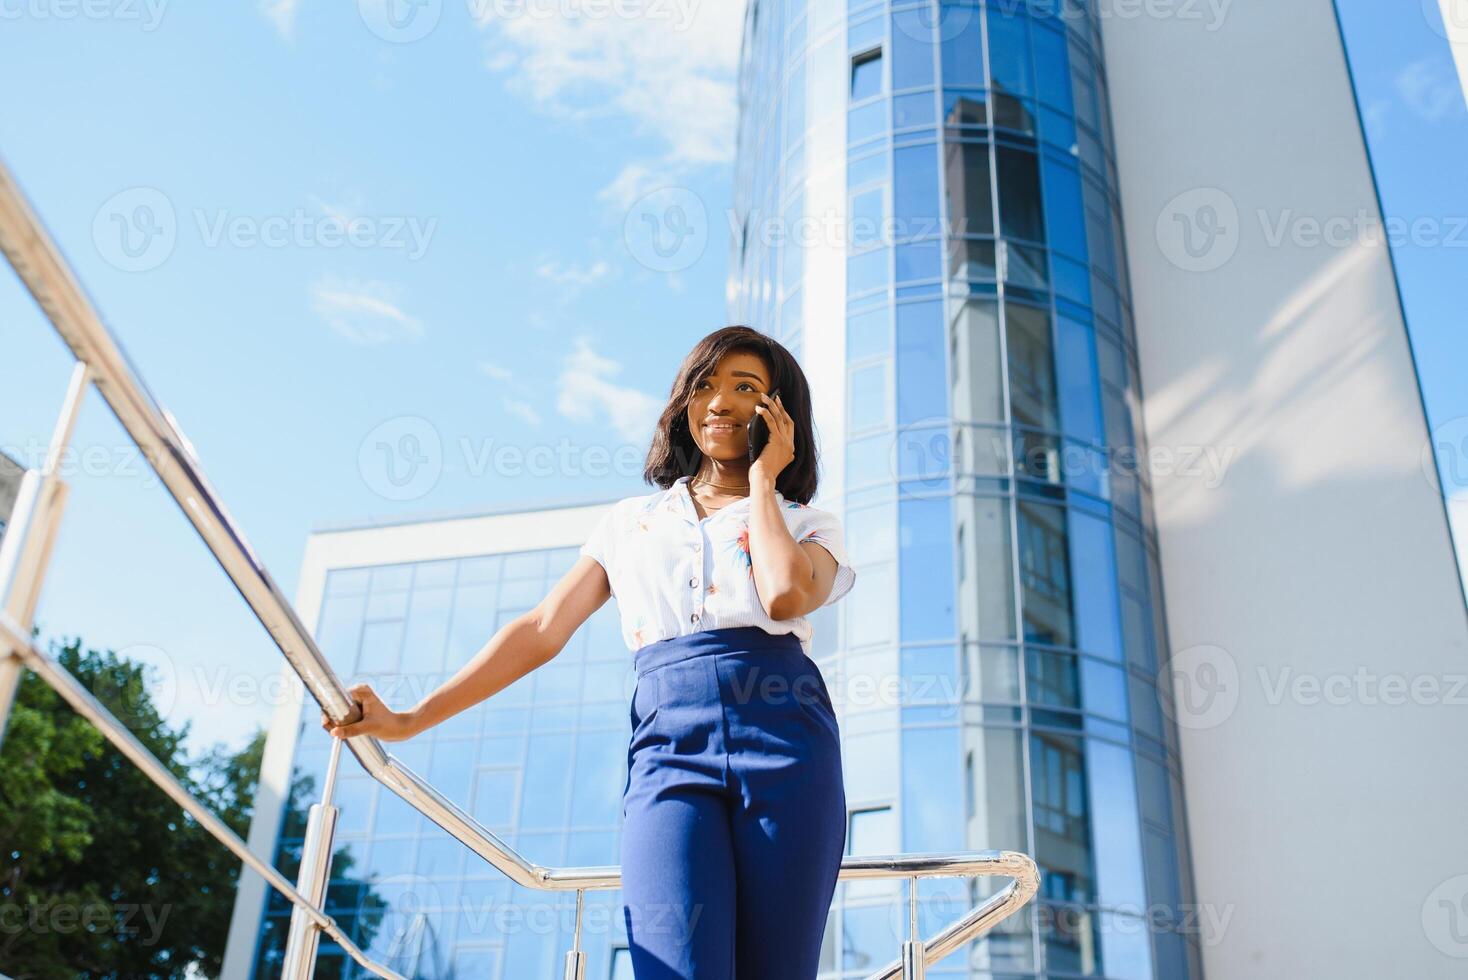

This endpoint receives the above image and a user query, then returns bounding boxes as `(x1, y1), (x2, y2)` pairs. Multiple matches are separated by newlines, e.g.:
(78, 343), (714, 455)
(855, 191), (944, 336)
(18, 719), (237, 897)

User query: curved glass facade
(730, 2), (1203, 977)
(248, 550), (634, 978)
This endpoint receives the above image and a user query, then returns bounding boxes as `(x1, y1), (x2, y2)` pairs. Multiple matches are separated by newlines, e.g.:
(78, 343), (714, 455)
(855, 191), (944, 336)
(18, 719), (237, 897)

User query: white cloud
(477, 360), (514, 381)
(535, 256), (614, 288)
(597, 161), (676, 213)
(258, 0), (299, 39)
(1395, 57), (1466, 124)
(473, 0), (748, 168)
(504, 397), (542, 425)
(556, 336), (662, 443)
(310, 276), (424, 344)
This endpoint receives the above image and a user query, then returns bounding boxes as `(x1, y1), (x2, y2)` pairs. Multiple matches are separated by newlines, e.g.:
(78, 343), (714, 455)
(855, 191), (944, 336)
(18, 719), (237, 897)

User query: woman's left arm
(747, 392), (840, 620)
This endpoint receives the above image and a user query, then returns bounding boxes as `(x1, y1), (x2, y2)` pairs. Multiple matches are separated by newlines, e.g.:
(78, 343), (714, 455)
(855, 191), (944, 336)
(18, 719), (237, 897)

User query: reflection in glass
(1017, 499), (1075, 647)
(949, 300), (1004, 424)
(1007, 302), (1059, 432)
(997, 145), (1046, 243)
(956, 495), (1017, 643)
(1031, 732), (1099, 913)
(944, 139), (994, 238)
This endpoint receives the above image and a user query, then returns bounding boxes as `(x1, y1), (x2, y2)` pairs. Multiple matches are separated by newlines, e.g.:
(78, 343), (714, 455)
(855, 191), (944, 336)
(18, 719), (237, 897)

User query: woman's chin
(701, 446), (749, 464)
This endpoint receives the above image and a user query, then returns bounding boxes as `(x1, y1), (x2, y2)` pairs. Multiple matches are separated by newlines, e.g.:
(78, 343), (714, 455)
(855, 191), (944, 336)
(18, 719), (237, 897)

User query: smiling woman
(325, 324), (855, 980)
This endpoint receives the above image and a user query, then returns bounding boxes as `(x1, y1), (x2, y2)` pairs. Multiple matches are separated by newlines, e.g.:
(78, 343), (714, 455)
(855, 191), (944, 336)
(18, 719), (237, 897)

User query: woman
(323, 325), (856, 979)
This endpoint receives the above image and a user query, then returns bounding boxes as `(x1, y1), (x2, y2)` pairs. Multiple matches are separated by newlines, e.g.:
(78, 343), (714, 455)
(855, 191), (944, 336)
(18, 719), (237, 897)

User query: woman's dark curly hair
(643, 325), (821, 504)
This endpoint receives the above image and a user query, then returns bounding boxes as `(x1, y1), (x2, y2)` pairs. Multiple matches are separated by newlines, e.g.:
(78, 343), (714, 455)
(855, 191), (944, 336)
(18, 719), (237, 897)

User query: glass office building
(728, 1), (1203, 977)
(244, 541), (638, 978)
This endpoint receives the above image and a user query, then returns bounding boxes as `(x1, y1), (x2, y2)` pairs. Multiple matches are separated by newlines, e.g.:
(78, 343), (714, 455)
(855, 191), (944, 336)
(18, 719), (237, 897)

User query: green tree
(2, 633), (394, 978)
(0, 635), (265, 977)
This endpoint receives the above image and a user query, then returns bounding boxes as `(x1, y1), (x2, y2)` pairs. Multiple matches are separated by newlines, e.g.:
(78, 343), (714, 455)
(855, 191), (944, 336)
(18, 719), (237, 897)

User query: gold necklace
(693, 475), (750, 492)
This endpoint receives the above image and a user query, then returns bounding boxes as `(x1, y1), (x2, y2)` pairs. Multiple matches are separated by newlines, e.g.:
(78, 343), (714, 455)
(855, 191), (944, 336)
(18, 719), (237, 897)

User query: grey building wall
(1100, 1), (1468, 977)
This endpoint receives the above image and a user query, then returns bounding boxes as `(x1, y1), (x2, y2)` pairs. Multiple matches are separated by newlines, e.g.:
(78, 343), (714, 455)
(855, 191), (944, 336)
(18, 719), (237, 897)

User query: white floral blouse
(579, 475), (856, 656)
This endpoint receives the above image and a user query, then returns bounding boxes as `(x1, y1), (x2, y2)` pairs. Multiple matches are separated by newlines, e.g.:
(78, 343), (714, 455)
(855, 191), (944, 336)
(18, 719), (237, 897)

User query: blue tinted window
(1041, 156), (1086, 260)
(852, 47), (883, 101)
(895, 239), (941, 281)
(1068, 509), (1123, 661)
(847, 245), (890, 297)
(896, 300), (946, 423)
(849, 12), (883, 51)
(849, 360), (889, 432)
(849, 147), (888, 189)
(1017, 499), (1074, 646)
(940, 3), (985, 88)
(851, 186), (885, 250)
(784, 62), (806, 146)
(894, 90), (936, 128)
(899, 494), (956, 641)
(901, 726), (963, 849)
(945, 139), (994, 237)
(848, 99), (886, 145)
(848, 306), (891, 360)
(1087, 740), (1149, 912)
(892, 8), (935, 89)
(1033, 23), (1073, 112)
(894, 142), (941, 226)
(997, 145), (1045, 243)
(987, 5), (1034, 100)
(1055, 315), (1105, 445)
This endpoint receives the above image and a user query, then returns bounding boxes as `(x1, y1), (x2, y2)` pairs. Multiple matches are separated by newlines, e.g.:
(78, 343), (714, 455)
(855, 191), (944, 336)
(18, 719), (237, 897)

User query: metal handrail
(0, 155), (1040, 977)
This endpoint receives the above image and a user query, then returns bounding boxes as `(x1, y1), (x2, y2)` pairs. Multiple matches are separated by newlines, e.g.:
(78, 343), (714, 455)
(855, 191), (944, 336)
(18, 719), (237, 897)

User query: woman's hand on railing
(321, 683), (419, 742)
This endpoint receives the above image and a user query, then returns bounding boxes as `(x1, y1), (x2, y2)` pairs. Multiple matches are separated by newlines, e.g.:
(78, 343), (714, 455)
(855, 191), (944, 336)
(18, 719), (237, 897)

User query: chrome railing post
(562, 889), (588, 980)
(0, 361), (87, 752)
(901, 875), (925, 980)
(281, 736), (345, 979)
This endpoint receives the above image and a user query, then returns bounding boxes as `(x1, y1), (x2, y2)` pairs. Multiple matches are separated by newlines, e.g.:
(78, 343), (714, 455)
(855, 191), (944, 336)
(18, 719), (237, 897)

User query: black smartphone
(747, 388), (781, 464)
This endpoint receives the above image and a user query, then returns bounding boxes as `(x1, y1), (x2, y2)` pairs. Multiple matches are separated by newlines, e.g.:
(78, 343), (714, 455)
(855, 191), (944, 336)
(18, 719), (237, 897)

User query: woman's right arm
(322, 555), (613, 741)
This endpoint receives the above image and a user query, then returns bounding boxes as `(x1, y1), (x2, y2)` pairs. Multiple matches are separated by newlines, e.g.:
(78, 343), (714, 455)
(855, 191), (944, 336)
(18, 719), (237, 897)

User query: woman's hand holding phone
(748, 389), (795, 486)
(321, 682), (420, 742)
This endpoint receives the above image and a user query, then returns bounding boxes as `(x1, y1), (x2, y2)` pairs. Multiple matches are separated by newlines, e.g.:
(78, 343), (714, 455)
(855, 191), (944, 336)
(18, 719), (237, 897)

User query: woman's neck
(693, 461), (751, 495)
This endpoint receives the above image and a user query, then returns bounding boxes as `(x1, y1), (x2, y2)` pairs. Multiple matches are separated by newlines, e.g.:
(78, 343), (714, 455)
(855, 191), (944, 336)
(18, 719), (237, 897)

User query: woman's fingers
(322, 683), (376, 736)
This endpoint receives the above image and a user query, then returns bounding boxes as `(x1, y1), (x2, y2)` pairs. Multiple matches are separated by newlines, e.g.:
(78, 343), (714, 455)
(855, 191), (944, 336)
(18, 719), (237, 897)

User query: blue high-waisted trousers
(620, 626), (846, 979)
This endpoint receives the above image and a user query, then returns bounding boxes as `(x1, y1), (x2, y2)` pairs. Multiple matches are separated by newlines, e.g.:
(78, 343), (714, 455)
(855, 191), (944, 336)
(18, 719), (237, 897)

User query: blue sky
(0, 1), (1463, 758)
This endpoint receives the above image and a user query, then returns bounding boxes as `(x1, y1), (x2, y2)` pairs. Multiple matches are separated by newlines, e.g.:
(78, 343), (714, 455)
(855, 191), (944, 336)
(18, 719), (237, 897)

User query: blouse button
(690, 611), (699, 623)
(689, 577), (697, 588)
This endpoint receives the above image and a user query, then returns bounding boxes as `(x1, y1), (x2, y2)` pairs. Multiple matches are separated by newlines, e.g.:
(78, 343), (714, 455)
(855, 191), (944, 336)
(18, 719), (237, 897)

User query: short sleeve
(580, 504), (618, 580)
(797, 508), (856, 606)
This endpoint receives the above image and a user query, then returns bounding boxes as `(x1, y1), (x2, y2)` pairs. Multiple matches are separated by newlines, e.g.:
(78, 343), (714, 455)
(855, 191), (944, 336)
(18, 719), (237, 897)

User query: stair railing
(0, 156), (1039, 979)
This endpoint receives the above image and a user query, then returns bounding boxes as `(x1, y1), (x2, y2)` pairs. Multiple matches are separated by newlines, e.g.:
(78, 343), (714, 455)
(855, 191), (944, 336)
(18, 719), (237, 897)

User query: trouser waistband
(633, 626), (803, 676)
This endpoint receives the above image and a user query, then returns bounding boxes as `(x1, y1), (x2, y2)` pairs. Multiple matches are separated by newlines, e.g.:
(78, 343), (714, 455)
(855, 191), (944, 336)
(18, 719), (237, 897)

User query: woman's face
(686, 351), (771, 463)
